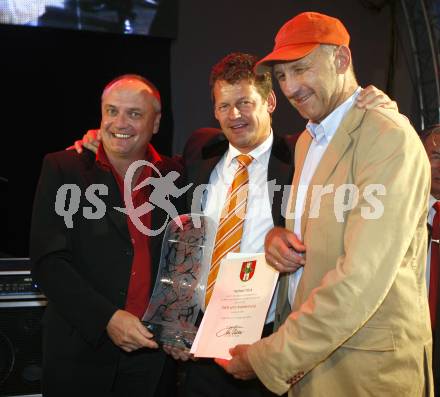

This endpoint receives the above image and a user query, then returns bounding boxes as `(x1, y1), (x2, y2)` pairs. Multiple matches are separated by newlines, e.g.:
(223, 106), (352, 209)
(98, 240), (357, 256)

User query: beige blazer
(248, 106), (433, 396)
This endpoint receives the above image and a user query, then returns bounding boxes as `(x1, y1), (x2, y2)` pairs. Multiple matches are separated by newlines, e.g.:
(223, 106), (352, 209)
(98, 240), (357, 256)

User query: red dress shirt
(97, 144), (162, 318)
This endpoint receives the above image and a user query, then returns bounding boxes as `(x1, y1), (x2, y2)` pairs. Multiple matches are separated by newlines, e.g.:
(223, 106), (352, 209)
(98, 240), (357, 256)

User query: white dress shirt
(202, 131), (279, 323)
(288, 87), (362, 305)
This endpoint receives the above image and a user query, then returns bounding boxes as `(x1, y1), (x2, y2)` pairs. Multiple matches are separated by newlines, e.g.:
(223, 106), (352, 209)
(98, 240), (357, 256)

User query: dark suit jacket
(30, 149), (184, 396)
(183, 128), (299, 325)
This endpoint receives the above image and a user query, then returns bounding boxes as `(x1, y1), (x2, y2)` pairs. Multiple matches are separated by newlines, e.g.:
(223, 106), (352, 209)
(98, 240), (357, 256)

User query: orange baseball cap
(256, 12), (350, 74)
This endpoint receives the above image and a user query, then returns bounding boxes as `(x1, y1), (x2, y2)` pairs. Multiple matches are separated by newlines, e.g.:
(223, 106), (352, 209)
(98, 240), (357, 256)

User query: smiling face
(100, 78), (161, 162)
(213, 79), (276, 153)
(273, 45), (350, 123)
(424, 133), (440, 199)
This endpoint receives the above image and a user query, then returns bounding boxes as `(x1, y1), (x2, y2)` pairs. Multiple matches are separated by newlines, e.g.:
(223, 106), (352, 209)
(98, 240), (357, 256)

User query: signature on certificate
(216, 326), (244, 337)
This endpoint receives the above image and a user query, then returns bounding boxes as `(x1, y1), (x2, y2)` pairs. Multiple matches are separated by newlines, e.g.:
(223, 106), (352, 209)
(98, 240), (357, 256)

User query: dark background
(0, 0), (433, 256)
(0, 26), (174, 257)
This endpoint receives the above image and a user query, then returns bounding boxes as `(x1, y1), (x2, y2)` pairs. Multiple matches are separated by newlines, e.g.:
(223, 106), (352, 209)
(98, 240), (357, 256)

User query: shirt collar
(306, 86), (361, 144)
(96, 143), (162, 170)
(225, 130), (273, 168)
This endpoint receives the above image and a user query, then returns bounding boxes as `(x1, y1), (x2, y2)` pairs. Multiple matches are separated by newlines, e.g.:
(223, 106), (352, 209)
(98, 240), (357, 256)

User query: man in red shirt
(30, 74), (184, 396)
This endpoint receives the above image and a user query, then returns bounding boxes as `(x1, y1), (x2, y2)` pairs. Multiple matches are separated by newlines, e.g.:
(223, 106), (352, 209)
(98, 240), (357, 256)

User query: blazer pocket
(341, 326), (396, 352)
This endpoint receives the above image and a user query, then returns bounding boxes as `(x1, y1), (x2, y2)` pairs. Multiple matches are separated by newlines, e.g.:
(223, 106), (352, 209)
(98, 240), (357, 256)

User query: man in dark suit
(421, 124), (440, 395)
(69, 54), (297, 396)
(178, 53), (297, 397)
(30, 74), (182, 396)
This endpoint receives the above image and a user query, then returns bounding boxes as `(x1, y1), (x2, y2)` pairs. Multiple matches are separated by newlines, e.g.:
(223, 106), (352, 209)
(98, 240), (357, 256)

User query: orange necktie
(204, 154), (253, 307)
(429, 201), (440, 328)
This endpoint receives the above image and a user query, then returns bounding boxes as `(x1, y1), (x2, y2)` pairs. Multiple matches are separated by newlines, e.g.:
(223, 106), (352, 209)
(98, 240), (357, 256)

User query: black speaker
(0, 259), (45, 397)
(0, 301), (45, 396)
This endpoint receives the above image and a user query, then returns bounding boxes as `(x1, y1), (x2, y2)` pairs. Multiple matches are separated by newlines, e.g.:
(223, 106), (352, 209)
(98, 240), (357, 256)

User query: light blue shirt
(288, 87), (362, 305)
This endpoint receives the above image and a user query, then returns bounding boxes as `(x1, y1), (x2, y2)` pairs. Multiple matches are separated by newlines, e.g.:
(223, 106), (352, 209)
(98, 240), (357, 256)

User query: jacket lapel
(300, 107), (366, 238)
(186, 135), (228, 212)
(275, 132), (311, 328)
(285, 131), (312, 232)
(200, 135), (229, 183)
(84, 155), (130, 244)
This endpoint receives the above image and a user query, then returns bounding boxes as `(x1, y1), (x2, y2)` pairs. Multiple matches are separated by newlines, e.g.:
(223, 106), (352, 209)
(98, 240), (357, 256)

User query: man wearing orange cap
(217, 11), (433, 396)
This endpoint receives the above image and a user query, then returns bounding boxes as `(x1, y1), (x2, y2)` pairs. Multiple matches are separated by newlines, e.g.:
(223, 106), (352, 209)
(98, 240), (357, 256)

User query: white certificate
(191, 253), (278, 359)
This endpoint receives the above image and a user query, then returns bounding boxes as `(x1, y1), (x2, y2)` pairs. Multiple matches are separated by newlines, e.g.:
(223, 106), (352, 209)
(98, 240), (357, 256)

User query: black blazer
(183, 127), (298, 229)
(30, 149), (184, 396)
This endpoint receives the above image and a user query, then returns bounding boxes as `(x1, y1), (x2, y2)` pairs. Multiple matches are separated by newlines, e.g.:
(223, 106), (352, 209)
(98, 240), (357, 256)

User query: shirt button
(131, 238), (135, 245)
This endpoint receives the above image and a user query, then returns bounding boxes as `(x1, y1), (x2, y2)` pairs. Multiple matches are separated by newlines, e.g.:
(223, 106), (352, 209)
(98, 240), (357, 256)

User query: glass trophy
(142, 214), (215, 349)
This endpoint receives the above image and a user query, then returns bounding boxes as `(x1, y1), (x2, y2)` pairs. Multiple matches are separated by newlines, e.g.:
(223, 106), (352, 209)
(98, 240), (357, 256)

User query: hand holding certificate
(191, 253), (278, 359)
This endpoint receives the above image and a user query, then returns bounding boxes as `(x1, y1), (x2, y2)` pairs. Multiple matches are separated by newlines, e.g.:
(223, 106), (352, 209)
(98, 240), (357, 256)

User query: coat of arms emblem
(240, 260), (256, 282)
